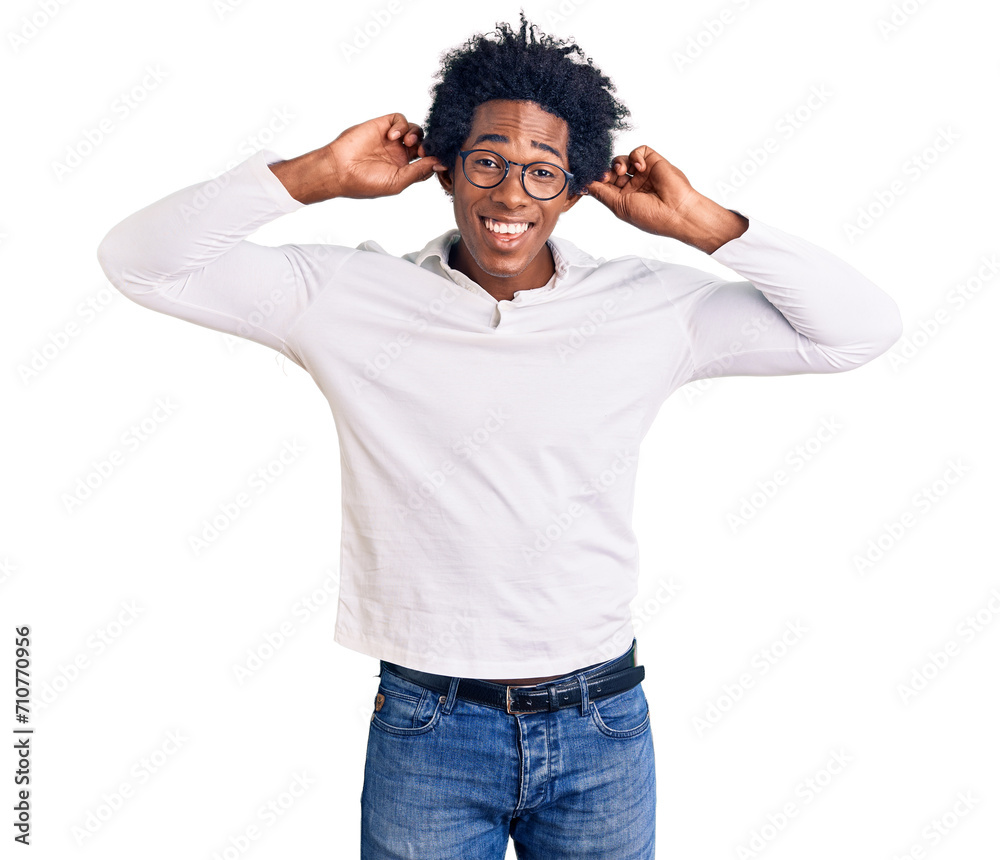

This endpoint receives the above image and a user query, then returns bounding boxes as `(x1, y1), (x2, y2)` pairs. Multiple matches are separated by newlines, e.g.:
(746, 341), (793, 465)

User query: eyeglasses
(458, 149), (574, 201)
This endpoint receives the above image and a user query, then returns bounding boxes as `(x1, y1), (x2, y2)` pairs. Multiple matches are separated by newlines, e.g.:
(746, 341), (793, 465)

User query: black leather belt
(381, 640), (644, 715)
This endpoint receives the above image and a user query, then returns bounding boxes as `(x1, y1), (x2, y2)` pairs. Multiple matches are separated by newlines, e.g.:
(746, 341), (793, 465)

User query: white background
(3, 0), (999, 857)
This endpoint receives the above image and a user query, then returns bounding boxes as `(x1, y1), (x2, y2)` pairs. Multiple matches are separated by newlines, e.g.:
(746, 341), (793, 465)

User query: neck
(448, 238), (555, 302)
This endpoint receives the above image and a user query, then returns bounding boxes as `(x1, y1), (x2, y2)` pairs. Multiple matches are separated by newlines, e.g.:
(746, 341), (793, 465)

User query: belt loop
(442, 674), (460, 715)
(575, 672), (590, 717)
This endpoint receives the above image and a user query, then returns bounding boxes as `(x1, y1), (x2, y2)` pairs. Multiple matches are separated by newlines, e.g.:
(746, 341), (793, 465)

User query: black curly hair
(422, 12), (631, 198)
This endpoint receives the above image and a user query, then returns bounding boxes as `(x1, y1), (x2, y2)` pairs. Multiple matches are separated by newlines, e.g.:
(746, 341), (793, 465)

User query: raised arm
(96, 113), (440, 363)
(267, 112), (441, 203)
(587, 144), (902, 379)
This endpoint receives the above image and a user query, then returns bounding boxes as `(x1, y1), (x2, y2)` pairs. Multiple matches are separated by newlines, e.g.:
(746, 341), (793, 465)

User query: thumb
(585, 174), (619, 209)
(396, 155), (441, 187)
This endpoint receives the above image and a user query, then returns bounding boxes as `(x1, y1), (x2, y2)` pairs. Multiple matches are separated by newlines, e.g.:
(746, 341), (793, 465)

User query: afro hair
(422, 12), (631, 197)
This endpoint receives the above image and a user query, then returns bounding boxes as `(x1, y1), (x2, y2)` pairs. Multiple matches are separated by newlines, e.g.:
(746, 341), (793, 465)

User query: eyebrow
(471, 133), (564, 161)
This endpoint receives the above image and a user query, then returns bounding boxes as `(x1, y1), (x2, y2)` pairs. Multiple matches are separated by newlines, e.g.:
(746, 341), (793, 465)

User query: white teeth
(484, 218), (530, 235)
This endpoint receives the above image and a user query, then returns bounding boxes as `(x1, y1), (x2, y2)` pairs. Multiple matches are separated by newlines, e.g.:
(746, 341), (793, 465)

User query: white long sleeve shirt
(97, 148), (902, 678)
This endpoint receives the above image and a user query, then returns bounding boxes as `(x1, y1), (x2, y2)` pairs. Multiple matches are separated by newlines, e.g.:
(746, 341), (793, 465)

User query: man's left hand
(586, 145), (748, 254)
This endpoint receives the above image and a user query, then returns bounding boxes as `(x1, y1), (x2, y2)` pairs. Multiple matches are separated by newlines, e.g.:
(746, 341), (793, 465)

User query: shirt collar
(409, 228), (602, 299)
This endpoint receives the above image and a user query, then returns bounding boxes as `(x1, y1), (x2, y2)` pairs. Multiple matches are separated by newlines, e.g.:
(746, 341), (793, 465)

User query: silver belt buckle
(505, 684), (537, 715)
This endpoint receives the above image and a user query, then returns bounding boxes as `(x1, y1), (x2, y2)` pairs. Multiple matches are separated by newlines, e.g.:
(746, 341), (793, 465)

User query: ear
(436, 166), (455, 197)
(561, 190), (583, 213)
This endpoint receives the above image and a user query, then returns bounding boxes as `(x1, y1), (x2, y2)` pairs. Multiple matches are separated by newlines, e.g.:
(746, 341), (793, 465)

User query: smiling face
(437, 99), (581, 301)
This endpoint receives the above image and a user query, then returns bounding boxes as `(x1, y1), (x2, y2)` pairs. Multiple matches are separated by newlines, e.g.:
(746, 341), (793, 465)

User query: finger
(402, 124), (425, 158)
(610, 156), (635, 187)
(404, 123), (423, 145)
(631, 145), (673, 177)
(397, 155), (441, 187)
(399, 124), (423, 151)
(594, 166), (626, 188)
(615, 147), (646, 176)
(629, 145), (654, 172)
(585, 175), (620, 209)
(385, 113), (411, 140)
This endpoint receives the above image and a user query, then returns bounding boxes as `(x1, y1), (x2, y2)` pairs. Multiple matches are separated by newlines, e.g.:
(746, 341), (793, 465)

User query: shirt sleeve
(96, 149), (355, 367)
(649, 216), (903, 383)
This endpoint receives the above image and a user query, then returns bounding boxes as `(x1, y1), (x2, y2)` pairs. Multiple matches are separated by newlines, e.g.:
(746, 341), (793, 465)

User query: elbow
(821, 298), (904, 372)
(96, 227), (126, 291)
(96, 225), (152, 299)
(861, 294), (904, 363)
(879, 300), (905, 354)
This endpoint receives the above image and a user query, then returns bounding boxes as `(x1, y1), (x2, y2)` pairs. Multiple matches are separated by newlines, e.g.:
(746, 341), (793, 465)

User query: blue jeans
(360, 642), (655, 859)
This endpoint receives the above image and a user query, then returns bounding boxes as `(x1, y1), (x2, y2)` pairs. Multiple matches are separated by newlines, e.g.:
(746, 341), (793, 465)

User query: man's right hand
(269, 113), (442, 205)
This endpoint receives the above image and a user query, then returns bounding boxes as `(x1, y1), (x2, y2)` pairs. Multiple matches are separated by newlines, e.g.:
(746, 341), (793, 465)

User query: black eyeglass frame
(458, 149), (575, 201)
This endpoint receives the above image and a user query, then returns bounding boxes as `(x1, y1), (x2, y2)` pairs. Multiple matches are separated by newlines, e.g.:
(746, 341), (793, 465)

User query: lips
(480, 216), (534, 247)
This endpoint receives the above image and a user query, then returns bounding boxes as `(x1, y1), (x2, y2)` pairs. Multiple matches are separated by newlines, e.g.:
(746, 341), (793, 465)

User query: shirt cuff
(708, 208), (753, 259)
(244, 148), (308, 215)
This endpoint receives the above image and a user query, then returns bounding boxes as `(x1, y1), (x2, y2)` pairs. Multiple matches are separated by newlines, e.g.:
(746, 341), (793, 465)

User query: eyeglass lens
(463, 150), (567, 200)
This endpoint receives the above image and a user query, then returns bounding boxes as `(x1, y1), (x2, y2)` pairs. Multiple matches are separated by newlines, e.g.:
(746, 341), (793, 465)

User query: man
(97, 15), (902, 860)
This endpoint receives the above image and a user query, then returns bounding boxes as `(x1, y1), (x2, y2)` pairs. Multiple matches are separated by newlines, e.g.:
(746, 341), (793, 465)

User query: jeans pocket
(370, 678), (443, 737)
(590, 683), (651, 739)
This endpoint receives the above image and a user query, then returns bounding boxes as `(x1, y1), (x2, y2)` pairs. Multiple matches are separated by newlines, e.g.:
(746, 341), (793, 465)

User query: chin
(469, 247), (534, 279)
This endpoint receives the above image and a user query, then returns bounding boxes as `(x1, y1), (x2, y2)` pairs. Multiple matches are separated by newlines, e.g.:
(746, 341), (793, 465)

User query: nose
(489, 165), (532, 208)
